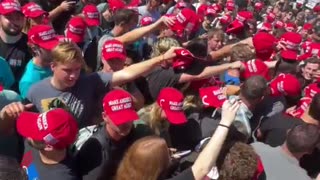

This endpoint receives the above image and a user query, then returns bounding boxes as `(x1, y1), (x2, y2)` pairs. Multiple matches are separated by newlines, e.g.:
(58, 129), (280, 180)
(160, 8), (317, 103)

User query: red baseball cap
(140, 16), (153, 26)
(66, 16), (87, 43)
(226, 11), (253, 34)
(199, 86), (227, 108)
(157, 88), (187, 125)
(103, 89), (139, 126)
(169, 8), (199, 37)
(314, 5), (320, 12)
(259, 22), (272, 32)
(82, 4), (100, 27)
(303, 23), (313, 32)
(285, 22), (297, 32)
(220, 14), (232, 25)
(0, 1), (21, 15)
(304, 83), (320, 98)
(280, 32), (302, 51)
(28, 25), (59, 50)
(205, 6), (217, 16)
(254, 2), (264, 11)
(172, 48), (194, 70)
(16, 108), (78, 149)
(299, 42), (320, 60)
(289, 97), (312, 118)
(22, 2), (47, 18)
(274, 20), (285, 29)
(269, 73), (301, 97)
(280, 50), (297, 61)
(176, 2), (187, 9)
(241, 59), (270, 80)
(253, 32), (277, 60)
(266, 12), (275, 22)
(102, 39), (126, 61)
(211, 3), (222, 13)
(225, 1), (235, 11)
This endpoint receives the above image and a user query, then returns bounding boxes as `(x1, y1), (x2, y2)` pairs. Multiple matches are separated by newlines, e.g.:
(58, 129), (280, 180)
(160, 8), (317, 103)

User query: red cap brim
(66, 31), (84, 43)
(26, 11), (47, 18)
(108, 109), (139, 126)
(164, 110), (187, 125)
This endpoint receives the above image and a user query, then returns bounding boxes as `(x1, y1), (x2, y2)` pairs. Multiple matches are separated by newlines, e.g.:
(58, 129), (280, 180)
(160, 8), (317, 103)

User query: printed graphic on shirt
(21, 151), (40, 180)
(40, 93), (84, 121)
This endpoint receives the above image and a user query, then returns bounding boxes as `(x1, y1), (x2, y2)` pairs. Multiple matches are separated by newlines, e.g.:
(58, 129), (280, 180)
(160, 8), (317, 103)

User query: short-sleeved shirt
(19, 59), (52, 99)
(27, 72), (112, 128)
(251, 142), (311, 180)
(165, 167), (195, 180)
(0, 56), (15, 89)
(259, 113), (305, 147)
(21, 143), (80, 180)
(0, 34), (31, 90)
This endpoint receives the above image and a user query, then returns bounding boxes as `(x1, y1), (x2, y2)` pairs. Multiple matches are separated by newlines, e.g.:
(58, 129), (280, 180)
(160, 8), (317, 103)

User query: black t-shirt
(21, 143), (80, 180)
(165, 167), (195, 180)
(0, 34), (31, 90)
(77, 124), (152, 180)
(145, 67), (183, 102)
(259, 113), (305, 147)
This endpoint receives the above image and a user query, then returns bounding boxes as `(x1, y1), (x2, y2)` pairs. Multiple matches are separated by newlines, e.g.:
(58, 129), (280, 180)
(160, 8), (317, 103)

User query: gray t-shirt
(251, 142), (311, 180)
(27, 72), (112, 128)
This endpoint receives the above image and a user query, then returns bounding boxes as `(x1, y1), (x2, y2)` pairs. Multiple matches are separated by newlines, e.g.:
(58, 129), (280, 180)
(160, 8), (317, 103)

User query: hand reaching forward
(220, 100), (240, 126)
(0, 102), (33, 121)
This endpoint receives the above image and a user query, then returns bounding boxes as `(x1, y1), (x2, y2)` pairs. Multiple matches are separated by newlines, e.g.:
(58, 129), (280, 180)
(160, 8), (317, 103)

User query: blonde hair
(230, 43), (255, 62)
(22, 18), (32, 34)
(115, 136), (170, 180)
(52, 41), (85, 65)
(151, 37), (181, 58)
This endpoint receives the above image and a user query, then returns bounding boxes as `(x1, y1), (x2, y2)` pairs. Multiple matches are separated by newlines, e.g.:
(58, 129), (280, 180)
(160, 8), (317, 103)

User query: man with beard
(19, 25), (60, 99)
(0, 1), (32, 90)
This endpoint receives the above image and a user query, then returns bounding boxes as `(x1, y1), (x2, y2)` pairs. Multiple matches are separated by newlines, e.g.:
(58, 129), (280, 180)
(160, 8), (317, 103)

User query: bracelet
(218, 124), (230, 129)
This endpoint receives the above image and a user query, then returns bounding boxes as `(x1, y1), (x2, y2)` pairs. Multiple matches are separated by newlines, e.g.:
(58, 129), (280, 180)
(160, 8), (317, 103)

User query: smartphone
(172, 150), (192, 157)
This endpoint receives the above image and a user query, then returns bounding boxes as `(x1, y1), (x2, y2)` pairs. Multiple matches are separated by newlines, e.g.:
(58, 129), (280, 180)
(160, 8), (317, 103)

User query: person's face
(102, 9), (112, 22)
(51, 61), (82, 88)
(266, 6), (273, 14)
(0, 12), (24, 36)
(106, 59), (125, 72)
(208, 35), (223, 51)
(148, 0), (161, 10)
(286, 12), (293, 20)
(302, 63), (320, 80)
(204, 15), (214, 24)
(104, 115), (133, 141)
(300, 29), (308, 39)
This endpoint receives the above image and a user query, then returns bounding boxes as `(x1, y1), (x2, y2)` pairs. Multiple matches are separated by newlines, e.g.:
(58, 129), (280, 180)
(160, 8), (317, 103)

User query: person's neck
(281, 143), (303, 160)
(0, 29), (22, 44)
(202, 21), (210, 31)
(239, 94), (254, 111)
(33, 57), (50, 68)
(111, 26), (125, 37)
(39, 149), (66, 165)
(50, 77), (68, 91)
(301, 113), (319, 126)
(106, 125), (122, 142)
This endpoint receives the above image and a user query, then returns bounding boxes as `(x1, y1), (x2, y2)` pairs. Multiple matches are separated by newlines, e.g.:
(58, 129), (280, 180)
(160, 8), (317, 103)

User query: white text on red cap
(108, 97), (132, 112)
(169, 101), (183, 111)
(86, 12), (99, 19)
(2, 2), (20, 10)
(104, 43), (123, 53)
(69, 24), (84, 34)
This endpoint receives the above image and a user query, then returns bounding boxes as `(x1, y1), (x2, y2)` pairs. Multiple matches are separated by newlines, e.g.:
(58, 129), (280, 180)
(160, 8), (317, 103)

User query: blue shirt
(19, 59), (52, 99)
(0, 56), (14, 89)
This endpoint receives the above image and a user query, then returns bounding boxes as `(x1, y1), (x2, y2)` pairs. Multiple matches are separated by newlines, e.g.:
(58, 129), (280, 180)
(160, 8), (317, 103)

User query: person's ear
(102, 112), (109, 123)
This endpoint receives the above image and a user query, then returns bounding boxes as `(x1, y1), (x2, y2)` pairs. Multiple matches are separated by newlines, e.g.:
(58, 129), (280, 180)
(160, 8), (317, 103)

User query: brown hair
(218, 142), (258, 180)
(207, 28), (224, 40)
(230, 43), (255, 62)
(114, 136), (170, 180)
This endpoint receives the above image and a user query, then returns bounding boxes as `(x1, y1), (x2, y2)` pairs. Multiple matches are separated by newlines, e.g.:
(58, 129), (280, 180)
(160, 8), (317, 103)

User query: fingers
(24, 103), (34, 110)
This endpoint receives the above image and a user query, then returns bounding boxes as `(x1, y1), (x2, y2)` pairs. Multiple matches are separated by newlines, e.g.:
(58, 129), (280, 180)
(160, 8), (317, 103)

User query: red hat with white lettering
(172, 48), (194, 70)
(225, 1), (235, 11)
(274, 20), (285, 29)
(82, 4), (100, 27)
(205, 6), (217, 16)
(176, 2), (187, 9)
(280, 32), (302, 51)
(66, 16), (87, 43)
(253, 32), (277, 60)
(304, 83), (320, 98)
(266, 12), (276, 22)
(0, 0), (21, 15)
(103, 89), (139, 126)
(259, 22), (272, 32)
(28, 25), (59, 50)
(102, 39), (126, 61)
(16, 108), (78, 149)
(211, 3), (222, 13)
(22, 2), (48, 18)
(199, 86), (227, 108)
(254, 2), (264, 11)
(157, 88), (187, 125)
(226, 11), (253, 34)
(241, 59), (270, 80)
(269, 73), (301, 97)
(169, 8), (199, 37)
(220, 14), (232, 25)
(140, 16), (153, 26)
(289, 97), (312, 118)
(285, 22), (297, 32)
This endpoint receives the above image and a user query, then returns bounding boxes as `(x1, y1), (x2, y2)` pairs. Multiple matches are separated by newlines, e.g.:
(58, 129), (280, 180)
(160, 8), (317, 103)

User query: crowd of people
(1, 0), (320, 179)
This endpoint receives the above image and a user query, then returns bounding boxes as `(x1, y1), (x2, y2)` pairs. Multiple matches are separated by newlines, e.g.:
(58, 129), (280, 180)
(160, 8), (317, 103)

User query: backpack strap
(90, 123), (110, 160)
